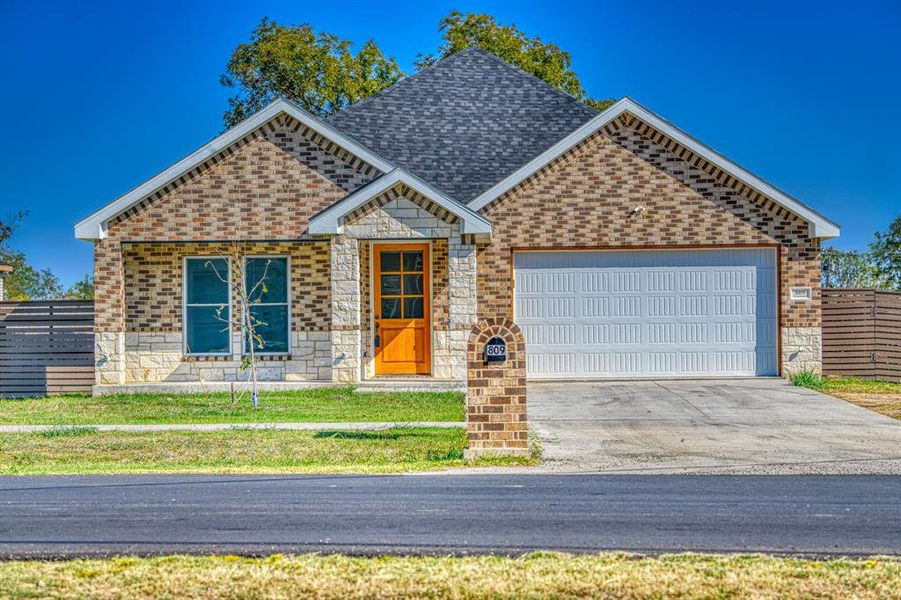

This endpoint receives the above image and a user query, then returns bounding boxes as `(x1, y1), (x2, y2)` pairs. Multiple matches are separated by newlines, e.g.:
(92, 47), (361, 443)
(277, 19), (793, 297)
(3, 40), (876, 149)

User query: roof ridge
(327, 48), (470, 122)
(329, 46), (598, 123)
(462, 46), (599, 115)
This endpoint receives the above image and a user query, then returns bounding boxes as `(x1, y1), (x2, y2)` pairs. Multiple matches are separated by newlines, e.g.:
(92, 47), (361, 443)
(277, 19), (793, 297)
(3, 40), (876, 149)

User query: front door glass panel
(380, 250), (424, 319)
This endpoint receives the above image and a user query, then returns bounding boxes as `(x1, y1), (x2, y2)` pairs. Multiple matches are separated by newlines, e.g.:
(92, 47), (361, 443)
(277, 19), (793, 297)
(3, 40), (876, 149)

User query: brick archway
(465, 317), (528, 458)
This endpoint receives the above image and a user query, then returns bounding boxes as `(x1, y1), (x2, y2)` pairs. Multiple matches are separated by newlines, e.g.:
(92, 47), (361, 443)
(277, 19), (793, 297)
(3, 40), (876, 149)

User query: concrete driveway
(529, 379), (901, 474)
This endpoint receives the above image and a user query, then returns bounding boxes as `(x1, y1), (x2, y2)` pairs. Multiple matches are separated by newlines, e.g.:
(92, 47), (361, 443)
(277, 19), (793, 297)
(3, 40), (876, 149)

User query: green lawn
(794, 375), (901, 420)
(0, 426), (533, 475)
(1, 553), (898, 599)
(0, 387), (464, 425)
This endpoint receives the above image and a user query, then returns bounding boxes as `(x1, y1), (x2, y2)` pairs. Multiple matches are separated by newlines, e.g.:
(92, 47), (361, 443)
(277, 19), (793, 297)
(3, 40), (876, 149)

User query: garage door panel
(514, 249), (778, 378)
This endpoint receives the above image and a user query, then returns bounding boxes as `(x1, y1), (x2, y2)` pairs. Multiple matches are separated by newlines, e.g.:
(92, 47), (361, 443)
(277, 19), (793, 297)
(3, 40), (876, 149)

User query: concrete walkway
(0, 421), (465, 433)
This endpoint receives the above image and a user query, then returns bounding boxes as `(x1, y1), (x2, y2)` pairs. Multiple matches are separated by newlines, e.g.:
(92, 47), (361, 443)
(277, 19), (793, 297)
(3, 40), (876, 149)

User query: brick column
(93, 239), (126, 386)
(330, 234), (361, 383)
(465, 317), (528, 458)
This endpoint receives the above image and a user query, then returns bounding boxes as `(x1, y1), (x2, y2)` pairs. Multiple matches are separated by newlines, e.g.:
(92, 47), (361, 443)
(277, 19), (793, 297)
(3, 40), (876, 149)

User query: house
(0, 262), (10, 301)
(75, 48), (838, 391)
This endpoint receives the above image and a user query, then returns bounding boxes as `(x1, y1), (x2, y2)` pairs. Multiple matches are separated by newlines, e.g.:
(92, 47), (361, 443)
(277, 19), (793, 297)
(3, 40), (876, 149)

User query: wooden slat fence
(822, 288), (901, 382)
(0, 301), (94, 398)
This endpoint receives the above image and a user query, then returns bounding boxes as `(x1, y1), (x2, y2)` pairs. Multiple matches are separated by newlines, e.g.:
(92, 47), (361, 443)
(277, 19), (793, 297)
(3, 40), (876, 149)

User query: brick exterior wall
(465, 317), (529, 458)
(477, 119), (821, 333)
(93, 116), (377, 385)
(94, 116), (377, 334)
(91, 107), (826, 386)
(122, 242), (330, 332)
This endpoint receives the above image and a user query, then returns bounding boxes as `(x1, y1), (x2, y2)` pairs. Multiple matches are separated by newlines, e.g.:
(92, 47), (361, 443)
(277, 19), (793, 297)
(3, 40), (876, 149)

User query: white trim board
(307, 168), (493, 236)
(74, 98), (395, 240)
(467, 98), (840, 239)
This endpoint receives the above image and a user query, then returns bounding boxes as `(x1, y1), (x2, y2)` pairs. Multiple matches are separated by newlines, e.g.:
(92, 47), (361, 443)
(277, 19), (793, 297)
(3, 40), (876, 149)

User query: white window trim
(182, 256), (233, 357)
(243, 255), (292, 357)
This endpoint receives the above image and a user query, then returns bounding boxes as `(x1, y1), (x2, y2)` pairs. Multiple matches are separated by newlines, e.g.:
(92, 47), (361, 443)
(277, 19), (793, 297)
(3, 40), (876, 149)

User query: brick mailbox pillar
(464, 317), (528, 458)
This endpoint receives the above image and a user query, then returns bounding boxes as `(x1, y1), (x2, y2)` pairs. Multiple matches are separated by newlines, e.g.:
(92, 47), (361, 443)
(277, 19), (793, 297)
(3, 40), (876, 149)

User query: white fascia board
(468, 97), (840, 239)
(74, 98), (395, 240)
(308, 169), (493, 235)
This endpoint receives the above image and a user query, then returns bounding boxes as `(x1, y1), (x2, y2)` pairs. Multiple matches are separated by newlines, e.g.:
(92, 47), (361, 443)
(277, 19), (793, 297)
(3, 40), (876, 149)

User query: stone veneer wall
(781, 327), (823, 375)
(476, 116), (823, 375)
(94, 115), (377, 385)
(340, 191), (478, 381)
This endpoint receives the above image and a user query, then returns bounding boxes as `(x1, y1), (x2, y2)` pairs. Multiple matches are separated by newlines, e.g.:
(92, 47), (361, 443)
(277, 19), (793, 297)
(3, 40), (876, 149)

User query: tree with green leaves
(0, 249), (64, 300)
(415, 11), (614, 110)
(220, 18), (404, 126)
(0, 211), (65, 301)
(0, 211), (26, 246)
(821, 247), (886, 289)
(64, 274), (94, 300)
(221, 13), (614, 127)
(870, 214), (901, 290)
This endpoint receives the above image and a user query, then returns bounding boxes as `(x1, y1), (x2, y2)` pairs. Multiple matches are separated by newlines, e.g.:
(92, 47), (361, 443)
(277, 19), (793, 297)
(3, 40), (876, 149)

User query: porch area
(93, 187), (480, 393)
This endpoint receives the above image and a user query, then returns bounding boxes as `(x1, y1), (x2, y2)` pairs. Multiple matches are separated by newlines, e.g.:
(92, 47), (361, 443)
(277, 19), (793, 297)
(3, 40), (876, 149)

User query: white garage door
(514, 248), (778, 378)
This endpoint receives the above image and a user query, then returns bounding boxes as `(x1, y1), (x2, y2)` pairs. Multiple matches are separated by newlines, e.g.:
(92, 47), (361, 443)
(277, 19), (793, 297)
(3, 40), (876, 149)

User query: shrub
(791, 369), (825, 389)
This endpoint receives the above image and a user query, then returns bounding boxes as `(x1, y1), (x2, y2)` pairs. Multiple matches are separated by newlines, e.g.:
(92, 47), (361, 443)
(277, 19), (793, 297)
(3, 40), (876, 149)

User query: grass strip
(0, 388), (464, 425)
(0, 553), (898, 599)
(793, 375), (901, 420)
(0, 427), (532, 475)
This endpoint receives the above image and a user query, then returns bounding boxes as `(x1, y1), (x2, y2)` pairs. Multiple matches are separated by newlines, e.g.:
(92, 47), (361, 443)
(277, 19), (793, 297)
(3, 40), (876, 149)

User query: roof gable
(75, 98), (395, 240)
(327, 47), (598, 203)
(468, 98), (840, 239)
(308, 169), (492, 236)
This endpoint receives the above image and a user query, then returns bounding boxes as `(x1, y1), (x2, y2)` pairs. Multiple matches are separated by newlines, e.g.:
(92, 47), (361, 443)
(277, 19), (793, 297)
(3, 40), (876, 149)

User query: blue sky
(1, 0), (899, 286)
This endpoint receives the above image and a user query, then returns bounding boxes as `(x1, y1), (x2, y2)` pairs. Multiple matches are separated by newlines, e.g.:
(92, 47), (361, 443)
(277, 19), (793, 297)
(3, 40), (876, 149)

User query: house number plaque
(484, 336), (507, 363)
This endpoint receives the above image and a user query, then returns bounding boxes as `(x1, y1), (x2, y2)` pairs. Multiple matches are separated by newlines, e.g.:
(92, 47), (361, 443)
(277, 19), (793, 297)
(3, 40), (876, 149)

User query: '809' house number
(484, 337), (507, 363)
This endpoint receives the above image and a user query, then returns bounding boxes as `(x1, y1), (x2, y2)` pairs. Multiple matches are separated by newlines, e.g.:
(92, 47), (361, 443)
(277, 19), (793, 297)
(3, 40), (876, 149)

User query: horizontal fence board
(0, 301), (95, 398)
(822, 289), (901, 383)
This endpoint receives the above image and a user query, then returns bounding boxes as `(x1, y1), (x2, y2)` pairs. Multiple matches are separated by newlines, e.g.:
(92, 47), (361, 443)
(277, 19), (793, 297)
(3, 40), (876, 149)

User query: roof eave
(468, 97), (840, 240)
(74, 98), (396, 241)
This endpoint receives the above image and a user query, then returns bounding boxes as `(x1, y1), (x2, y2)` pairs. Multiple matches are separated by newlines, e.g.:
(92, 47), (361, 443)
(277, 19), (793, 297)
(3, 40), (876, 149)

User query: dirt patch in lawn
(828, 392), (901, 420)
(815, 378), (901, 420)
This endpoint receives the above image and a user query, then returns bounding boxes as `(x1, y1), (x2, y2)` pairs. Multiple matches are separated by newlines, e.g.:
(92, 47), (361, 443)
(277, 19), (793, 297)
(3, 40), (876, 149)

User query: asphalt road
(0, 474), (899, 558)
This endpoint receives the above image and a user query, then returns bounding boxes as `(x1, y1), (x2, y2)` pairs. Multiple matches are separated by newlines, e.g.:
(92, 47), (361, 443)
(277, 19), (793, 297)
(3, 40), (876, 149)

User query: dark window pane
(403, 297), (424, 319)
(381, 297), (401, 319)
(380, 274), (401, 295)
(380, 252), (401, 272)
(403, 274), (423, 295)
(403, 251), (423, 272)
(245, 304), (289, 354)
(185, 306), (230, 354)
(246, 257), (288, 303)
(185, 258), (229, 304)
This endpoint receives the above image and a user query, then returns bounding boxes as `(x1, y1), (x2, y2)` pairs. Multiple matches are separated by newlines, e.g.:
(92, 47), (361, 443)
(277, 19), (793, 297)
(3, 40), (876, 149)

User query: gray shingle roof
(327, 47), (598, 203)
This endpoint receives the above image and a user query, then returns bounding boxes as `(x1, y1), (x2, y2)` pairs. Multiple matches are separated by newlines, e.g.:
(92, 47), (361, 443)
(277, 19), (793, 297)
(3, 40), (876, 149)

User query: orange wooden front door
(374, 243), (431, 375)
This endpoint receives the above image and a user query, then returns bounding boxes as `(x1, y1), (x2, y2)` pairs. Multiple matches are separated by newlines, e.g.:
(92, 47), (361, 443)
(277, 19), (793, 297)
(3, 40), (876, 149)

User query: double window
(183, 256), (290, 357)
